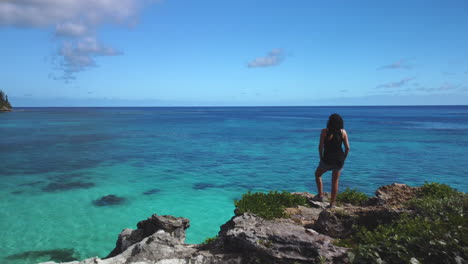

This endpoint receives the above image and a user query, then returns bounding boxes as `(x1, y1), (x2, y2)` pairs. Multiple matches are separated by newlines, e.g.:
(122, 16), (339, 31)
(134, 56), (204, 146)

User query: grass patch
(336, 187), (368, 206)
(336, 182), (467, 264)
(234, 191), (308, 219)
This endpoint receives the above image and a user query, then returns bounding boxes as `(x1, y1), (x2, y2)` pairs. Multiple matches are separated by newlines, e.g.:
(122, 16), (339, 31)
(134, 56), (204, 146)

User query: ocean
(1, 106), (467, 263)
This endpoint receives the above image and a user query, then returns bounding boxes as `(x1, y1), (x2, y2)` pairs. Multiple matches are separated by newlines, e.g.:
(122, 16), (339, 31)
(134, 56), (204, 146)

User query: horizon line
(10, 104), (468, 108)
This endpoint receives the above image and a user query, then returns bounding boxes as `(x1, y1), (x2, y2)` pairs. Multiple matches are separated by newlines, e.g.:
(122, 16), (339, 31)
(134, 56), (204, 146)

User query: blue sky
(1, 0), (468, 106)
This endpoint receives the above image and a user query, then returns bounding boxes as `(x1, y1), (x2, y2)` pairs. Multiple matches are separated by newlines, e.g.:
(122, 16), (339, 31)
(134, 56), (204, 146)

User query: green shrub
(234, 191), (308, 219)
(202, 235), (218, 244)
(417, 181), (458, 199)
(336, 187), (368, 206)
(407, 182), (465, 221)
(337, 183), (468, 264)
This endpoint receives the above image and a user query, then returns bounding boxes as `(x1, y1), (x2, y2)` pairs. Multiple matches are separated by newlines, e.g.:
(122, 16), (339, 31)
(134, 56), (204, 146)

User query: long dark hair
(326, 113), (344, 140)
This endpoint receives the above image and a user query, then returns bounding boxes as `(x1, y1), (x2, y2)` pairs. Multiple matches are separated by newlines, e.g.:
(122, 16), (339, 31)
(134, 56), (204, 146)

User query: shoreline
(36, 183), (466, 264)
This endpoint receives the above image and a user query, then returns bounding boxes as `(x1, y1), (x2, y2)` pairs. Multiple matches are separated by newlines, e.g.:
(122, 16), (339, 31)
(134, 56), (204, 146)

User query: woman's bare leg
(330, 170), (341, 205)
(315, 167), (327, 197)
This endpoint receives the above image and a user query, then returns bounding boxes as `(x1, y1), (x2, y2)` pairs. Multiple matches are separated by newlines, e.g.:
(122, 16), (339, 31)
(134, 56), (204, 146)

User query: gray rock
(137, 214), (190, 243)
(218, 213), (349, 264)
(314, 206), (406, 238)
(41, 228), (243, 264)
(106, 214), (190, 258)
(372, 183), (418, 206)
(284, 205), (323, 228)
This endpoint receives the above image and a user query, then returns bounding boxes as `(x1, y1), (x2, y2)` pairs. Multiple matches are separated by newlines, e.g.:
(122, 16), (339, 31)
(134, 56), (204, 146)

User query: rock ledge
(40, 183), (420, 264)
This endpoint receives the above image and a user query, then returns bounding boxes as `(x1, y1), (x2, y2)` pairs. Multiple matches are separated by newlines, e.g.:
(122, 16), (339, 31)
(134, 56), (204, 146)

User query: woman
(315, 113), (350, 208)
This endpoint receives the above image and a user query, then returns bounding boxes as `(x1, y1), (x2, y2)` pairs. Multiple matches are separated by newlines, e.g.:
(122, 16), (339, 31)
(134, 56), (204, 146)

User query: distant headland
(0, 90), (12, 112)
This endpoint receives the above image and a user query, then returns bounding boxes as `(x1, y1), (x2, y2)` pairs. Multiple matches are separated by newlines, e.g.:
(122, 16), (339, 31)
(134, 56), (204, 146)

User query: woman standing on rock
(315, 113), (350, 208)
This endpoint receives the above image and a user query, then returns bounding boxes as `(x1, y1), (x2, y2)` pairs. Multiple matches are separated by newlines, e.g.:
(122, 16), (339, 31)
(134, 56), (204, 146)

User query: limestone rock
(370, 183), (418, 206)
(314, 205), (407, 238)
(41, 221), (242, 264)
(106, 214), (190, 258)
(218, 213), (349, 264)
(284, 205), (323, 227)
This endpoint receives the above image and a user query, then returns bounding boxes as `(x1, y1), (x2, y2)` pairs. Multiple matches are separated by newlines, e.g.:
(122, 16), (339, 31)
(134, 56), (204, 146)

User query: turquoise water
(1, 106), (467, 263)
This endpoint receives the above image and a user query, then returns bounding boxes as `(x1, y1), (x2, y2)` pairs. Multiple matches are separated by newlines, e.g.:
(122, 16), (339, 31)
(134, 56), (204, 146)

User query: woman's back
(323, 128), (345, 167)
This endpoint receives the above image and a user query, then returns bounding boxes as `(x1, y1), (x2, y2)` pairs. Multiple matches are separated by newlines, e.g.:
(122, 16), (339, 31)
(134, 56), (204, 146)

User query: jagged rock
(41, 216), (243, 264)
(43, 230), (243, 264)
(314, 205), (408, 239)
(218, 213), (349, 264)
(311, 183), (418, 238)
(284, 205), (323, 228)
(137, 214), (190, 242)
(293, 191), (331, 207)
(105, 214), (190, 258)
(0, 106), (11, 112)
(370, 183), (418, 206)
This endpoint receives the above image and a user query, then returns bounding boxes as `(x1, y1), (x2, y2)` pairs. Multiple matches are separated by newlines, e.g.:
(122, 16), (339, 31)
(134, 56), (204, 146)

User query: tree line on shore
(0, 89), (12, 110)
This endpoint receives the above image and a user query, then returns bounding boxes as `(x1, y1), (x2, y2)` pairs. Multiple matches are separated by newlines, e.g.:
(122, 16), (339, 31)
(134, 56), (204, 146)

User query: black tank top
(323, 129), (345, 167)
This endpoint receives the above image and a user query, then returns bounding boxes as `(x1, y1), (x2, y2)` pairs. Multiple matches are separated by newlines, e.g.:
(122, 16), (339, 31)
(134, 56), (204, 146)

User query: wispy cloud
(414, 83), (461, 92)
(0, 0), (156, 81)
(375, 82), (465, 95)
(376, 77), (415, 89)
(378, 59), (412, 70)
(248, 49), (284, 68)
(441, 71), (455, 75)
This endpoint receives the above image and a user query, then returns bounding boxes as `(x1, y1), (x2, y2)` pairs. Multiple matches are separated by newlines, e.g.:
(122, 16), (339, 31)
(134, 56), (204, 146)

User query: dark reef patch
(93, 195), (126, 206)
(11, 190), (24, 195)
(143, 188), (161, 195)
(131, 161), (145, 167)
(42, 181), (95, 192)
(18, 181), (44, 187)
(3, 157), (103, 176)
(62, 133), (114, 145)
(4, 248), (79, 262)
(193, 183), (216, 190)
(48, 172), (87, 181)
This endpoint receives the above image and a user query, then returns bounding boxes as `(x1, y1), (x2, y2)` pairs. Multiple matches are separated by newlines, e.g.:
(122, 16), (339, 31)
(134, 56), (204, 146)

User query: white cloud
(0, 0), (155, 81)
(0, 0), (142, 27)
(378, 59), (412, 70)
(376, 77), (415, 89)
(248, 49), (284, 68)
(55, 22), (89, 37)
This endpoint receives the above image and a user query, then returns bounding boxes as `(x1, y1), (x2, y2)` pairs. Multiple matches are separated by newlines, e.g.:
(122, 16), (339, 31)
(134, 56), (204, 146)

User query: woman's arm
(318, 129), (326, 160)
(342, 129), (350, 159)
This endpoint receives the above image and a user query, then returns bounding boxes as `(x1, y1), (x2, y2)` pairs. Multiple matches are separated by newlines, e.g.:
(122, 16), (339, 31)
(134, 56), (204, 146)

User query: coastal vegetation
(0, 89), (12, 111)
(337, 182), (467, 264)
(234, 190), (309, 219)
(336, 187), (369, 206)
(233, 183), (466, 263)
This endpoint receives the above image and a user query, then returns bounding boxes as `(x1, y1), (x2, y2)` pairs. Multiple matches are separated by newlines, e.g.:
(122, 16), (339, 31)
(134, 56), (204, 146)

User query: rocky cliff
(39, 183), (463, 264)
